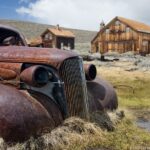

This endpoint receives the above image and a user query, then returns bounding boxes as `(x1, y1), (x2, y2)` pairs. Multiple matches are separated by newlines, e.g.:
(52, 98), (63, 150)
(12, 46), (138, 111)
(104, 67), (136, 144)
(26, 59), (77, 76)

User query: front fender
(0, 84), (63, 142)
(87, 77), (118, 111)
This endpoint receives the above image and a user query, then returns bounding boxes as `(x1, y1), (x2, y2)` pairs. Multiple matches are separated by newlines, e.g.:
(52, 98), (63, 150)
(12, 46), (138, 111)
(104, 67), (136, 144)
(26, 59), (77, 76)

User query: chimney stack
(56, 24), (60, 30)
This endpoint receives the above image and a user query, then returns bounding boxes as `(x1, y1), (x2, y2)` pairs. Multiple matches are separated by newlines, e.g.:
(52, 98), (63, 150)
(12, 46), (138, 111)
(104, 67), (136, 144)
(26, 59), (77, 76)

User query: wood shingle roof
(117, 17), (150, 33)
(41, 26), (75, 38)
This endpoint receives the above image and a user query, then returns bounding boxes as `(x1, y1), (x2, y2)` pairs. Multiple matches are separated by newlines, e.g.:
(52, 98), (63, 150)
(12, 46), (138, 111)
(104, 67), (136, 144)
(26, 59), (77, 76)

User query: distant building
(28, 37), (43, 47)
(41, 25), (75, 50)
(91, 16), (150, 55)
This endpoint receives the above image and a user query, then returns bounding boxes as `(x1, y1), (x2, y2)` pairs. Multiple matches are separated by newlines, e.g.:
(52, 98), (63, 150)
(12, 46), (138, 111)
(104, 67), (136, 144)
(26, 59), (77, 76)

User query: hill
(0, 20), (97, 52)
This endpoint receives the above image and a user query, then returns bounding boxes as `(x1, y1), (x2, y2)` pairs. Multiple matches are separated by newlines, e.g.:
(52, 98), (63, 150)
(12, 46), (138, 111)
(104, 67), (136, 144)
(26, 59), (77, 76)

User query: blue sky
(0, 0), (150, 31)
(0, 0), (29, 20)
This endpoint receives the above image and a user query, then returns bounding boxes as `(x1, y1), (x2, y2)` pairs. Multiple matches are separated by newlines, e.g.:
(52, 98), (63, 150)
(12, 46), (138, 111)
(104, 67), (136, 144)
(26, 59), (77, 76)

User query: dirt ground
(97, 62), (150, 81)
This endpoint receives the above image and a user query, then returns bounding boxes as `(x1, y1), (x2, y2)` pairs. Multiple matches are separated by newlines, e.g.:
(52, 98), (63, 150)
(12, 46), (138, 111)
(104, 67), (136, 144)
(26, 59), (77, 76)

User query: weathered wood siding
(41, 30), (75, 50)
(42, 31), (56, 48)
(99, 21), (139, 53)
(92, 19), (150, 54)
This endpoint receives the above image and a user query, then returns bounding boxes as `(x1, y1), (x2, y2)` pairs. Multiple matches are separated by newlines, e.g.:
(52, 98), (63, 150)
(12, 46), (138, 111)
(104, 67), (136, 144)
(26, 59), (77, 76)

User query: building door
(148, 41), (150, 54)
(142, 41), (148, 53)
(126, 42), (132, 52)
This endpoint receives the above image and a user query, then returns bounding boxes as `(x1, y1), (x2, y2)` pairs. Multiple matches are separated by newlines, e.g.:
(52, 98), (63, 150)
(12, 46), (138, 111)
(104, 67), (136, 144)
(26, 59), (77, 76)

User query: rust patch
(0, 46), (78, 69)
(0, 68), (17, 80)
(0, 84), (62, 142)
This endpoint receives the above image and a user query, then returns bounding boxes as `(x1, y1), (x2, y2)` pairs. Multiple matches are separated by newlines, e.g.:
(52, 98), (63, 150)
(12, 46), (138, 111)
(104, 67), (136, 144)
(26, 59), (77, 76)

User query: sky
(0, 0), (150, 31)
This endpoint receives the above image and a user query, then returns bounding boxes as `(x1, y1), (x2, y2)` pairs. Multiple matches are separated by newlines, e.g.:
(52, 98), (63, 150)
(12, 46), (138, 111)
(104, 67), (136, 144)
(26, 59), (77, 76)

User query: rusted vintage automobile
(0, 25), (118, 142)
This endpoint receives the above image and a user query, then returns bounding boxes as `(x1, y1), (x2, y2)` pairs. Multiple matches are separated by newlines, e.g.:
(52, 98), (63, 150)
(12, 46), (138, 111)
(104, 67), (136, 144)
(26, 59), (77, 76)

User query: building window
(115, 21), (120, 26)
(49, 34), (52, 40)
(68, 43), (71, 50)
(126, 27), (130, 32)
(44, 33), (52, 40)
(44, 34), (49, 40)
(106, 29), (110, 34)
(61, 42), (64, 49)
(143, 41), (148, 46)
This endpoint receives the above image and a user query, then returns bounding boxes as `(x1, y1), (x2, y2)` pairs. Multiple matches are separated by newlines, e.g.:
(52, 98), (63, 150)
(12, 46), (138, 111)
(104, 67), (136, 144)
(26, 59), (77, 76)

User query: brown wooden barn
(91, 16), (150, 55)
(41, 25), (75, 50)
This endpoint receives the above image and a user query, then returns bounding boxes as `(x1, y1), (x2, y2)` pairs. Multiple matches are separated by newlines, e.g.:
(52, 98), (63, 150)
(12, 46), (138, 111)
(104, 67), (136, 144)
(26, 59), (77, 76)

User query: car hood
(0, 46), (79, 69)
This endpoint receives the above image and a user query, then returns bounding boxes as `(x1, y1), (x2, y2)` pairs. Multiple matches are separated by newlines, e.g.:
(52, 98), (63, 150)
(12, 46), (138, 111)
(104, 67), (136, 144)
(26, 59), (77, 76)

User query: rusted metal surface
(0, 63), (22, 80)
(21, 64), (68, 119)
(20, 65), (49, 87)
(84, 64), (97, 81)
(29, 92), (63, 126)
(0, 62), (21, 72)
(0, 63), (22, 87)
(87, 77), (118, 111)
(0, 68), (17, 80)
(0, 84), (63, 142)
(0, 46), (78, 69)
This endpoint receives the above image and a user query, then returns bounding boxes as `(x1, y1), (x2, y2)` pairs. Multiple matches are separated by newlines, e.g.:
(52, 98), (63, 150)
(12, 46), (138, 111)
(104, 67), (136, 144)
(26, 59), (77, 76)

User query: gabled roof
(91, 16), (150, 43)
(41, 27), (75, 38)
(117, 17), (150, 33)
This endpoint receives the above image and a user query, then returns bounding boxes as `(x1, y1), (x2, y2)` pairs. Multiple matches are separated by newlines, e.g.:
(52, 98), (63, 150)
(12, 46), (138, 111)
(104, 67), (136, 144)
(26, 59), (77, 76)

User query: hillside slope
(0, 20), (97, 52)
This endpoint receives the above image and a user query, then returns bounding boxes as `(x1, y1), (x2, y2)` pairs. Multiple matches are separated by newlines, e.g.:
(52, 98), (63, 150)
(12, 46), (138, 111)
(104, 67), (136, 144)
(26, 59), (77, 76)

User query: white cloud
(16, 0), (150, 30)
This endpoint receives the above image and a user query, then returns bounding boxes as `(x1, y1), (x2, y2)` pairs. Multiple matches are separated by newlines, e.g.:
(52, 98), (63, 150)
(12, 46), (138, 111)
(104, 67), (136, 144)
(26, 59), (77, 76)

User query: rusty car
(0, 25), (118, 142)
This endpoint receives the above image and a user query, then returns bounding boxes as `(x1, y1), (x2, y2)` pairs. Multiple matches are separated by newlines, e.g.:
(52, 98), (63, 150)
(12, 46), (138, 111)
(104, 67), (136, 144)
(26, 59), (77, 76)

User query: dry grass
(3, 117), (106, 150)
(0, 111), (125, 150)
(96, 64), (150, 117)
(2, 111), (150, 150)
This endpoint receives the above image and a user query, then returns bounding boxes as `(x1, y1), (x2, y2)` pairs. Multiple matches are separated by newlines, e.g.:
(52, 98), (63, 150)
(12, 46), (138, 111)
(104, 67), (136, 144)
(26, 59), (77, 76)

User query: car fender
(87, 77), (118, 111)
(0, 84), (63, 142)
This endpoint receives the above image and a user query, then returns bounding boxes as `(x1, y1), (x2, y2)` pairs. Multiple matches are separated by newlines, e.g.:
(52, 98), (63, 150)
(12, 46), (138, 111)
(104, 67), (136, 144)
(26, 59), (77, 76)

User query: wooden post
(138, 34), (142, 51)
(132, 42), (135, 52)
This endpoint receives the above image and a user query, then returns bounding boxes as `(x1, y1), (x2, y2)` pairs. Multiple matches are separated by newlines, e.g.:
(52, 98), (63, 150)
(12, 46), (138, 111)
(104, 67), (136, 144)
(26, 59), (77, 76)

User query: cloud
(16, 0), (150, 30)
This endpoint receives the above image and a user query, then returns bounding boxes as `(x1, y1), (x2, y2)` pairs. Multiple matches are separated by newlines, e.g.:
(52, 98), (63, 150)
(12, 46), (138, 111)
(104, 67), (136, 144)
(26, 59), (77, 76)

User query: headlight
(84, 64), (97, 81)
(20, 65), (50, 87)
(34, 67), (49, 85)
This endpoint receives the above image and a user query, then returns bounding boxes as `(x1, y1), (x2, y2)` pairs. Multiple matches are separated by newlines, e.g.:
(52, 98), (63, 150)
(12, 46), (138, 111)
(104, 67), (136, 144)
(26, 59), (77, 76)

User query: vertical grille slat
(59, 57), (89, 119)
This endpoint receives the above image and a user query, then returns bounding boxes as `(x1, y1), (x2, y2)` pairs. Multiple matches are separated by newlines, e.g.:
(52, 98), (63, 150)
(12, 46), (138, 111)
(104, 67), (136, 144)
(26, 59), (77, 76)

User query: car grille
(59, 57), (89, 119)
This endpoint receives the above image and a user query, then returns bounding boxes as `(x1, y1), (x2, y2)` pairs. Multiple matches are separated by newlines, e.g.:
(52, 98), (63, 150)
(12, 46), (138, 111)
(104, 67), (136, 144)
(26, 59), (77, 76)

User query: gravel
(85, 51), (150, 71)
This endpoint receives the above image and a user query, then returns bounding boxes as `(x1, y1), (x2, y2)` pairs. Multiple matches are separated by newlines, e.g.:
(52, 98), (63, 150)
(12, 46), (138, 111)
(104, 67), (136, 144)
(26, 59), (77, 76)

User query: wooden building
(41, 25), (75, 50)
(91, 16), (150, 54)
(28, 37), (43, 47)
